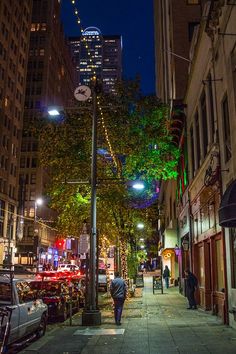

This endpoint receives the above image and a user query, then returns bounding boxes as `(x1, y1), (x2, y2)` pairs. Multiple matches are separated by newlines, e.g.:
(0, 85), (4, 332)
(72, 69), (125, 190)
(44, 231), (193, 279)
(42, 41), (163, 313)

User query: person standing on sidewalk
(163, 265), (170, 289)
(110, 271), (127, 325)
(185, 269), (198, 309)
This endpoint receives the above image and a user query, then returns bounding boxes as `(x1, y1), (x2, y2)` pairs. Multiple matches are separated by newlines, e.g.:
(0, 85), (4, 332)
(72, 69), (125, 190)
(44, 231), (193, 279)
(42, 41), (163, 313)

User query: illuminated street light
(132, 182), (145, 190)
(47, 108), (60, 116)
(139, 238), (144, 242)
(35, 198), (43, 207)
(140, 245), (145, 249)
(137, 223), (144, 229)
(48, 109), (60, 116)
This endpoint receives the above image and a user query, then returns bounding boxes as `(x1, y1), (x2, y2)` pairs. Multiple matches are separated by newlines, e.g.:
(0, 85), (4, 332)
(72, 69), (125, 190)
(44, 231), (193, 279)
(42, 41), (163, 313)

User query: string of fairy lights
(70, 0), (127, 278)
(70, 0), (119, 171)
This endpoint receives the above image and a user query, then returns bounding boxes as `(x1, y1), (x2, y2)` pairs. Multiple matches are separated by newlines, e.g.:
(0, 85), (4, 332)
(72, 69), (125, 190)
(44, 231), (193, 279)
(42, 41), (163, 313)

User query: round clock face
(74, 85), (91, 101)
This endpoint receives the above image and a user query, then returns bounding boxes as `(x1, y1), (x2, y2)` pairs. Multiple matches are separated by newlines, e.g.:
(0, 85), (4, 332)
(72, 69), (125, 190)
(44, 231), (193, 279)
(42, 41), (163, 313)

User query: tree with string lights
(38, 80), (179, 278)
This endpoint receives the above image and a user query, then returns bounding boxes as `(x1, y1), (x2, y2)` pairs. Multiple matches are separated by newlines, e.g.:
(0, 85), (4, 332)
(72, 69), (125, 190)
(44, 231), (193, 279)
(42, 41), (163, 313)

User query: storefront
(191, 184), (226, 322)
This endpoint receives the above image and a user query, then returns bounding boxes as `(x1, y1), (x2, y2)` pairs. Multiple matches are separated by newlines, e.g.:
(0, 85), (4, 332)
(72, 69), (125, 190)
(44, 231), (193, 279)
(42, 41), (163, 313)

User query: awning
(219, 180), (236, 227)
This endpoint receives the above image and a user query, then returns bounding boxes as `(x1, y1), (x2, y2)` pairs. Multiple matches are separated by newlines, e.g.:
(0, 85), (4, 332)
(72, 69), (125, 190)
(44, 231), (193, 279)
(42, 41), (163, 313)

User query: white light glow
(132, 182), (145, 190)
(36, 198), (43, 206)
(48, 109), (60, 116)
(137, 223), (144, 229)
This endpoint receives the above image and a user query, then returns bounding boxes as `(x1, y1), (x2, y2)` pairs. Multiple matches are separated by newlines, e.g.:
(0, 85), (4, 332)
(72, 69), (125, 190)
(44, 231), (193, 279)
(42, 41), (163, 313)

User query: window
(0, 283), (11, 304)
(0, 200), (5, 237)
(222, 94), (231, 163)
(195, 112), (201, 169)
(207, 73), (215, 142)
(188, 22), (199, 42)
(201, 91), (208, 157)
(29, 190), (35, 201)
(30, 174), (36, 184)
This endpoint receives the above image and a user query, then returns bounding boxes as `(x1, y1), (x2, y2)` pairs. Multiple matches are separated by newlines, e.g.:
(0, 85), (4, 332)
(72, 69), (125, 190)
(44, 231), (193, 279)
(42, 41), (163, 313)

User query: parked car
(57, 264), (80, 272)
(98, 269), (109, 291)
(29, 279), (80, 321)
(0, 272), (48, 350)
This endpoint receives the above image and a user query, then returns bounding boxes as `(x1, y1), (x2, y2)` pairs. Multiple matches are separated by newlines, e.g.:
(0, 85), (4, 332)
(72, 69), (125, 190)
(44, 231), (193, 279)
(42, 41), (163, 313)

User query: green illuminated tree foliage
(38, 80), (179, 270)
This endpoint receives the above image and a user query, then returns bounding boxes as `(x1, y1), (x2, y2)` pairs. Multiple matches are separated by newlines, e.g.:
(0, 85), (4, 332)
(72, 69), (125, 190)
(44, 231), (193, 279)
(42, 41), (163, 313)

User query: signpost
(153, 275), (163, 294)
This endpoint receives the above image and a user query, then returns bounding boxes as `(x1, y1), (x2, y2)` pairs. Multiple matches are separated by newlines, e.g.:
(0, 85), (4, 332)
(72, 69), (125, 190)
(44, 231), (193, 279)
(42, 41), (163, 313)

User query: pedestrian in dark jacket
(185, 269), (198, 309)
(110, 271), (127, 325)
(163, 265), (170, 288)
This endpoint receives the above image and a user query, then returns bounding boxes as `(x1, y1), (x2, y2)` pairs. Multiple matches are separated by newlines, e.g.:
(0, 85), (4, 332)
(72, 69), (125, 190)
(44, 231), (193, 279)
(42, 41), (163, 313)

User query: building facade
(0, 0), (32, 264)
(154, 0), (204, 287)
(17, 0), (75, 267)
(185, 1), (236, 324)
(69, 27), (122, 94)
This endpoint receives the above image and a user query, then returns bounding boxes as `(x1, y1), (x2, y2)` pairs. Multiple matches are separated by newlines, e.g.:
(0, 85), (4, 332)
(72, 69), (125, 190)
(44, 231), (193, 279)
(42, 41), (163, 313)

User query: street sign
(153, 275), (163, 294)
(74, 85), (91, 101)
(79, 233), (89, 254)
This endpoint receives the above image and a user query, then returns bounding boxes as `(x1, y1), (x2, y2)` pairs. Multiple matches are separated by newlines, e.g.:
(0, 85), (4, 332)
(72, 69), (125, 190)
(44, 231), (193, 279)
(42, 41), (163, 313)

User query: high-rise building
(0, 0), (32, 263)
(17, 0), (76, 266)
(69, 27), (122, 94)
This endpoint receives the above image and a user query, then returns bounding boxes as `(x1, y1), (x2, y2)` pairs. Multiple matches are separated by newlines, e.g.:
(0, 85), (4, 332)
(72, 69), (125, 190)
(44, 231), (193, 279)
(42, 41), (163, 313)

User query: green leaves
(38, 80), (179, 240)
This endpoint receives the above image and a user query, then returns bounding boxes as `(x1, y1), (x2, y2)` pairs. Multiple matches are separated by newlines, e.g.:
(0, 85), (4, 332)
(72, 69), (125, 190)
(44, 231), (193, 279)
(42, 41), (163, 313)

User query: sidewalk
(20, 276), (236, 354)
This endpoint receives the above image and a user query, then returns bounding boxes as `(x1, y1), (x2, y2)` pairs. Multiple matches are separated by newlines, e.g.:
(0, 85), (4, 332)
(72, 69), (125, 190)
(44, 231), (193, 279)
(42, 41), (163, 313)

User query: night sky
(60, 0), (155, 95)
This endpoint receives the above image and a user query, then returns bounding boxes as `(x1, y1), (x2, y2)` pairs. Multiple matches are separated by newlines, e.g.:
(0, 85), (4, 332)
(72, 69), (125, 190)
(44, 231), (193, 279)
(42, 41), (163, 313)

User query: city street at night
(19, 276), (236, 354)
(1, 1), (236, 352)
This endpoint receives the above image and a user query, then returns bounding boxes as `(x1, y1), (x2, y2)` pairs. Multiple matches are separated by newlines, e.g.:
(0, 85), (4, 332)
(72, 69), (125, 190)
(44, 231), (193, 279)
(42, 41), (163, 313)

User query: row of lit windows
(29, 48), (45, 57)
(31, 23), (47, 32)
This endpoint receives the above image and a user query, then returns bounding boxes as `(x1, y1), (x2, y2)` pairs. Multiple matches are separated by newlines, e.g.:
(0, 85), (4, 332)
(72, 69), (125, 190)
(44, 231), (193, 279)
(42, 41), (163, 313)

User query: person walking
(110, 271), (127, 325)
(185, 269), (198, 309)
(163, 265), (170, 289)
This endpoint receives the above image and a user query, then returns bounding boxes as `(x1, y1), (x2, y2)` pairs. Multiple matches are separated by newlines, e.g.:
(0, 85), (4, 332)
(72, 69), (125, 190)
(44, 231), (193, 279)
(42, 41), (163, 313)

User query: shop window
(215, 239), (224, 292)
(230, 228), (236, 288)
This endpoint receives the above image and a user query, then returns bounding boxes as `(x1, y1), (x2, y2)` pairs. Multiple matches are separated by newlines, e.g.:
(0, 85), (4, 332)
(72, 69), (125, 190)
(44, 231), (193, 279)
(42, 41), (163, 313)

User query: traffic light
(55, 239), (65, 249)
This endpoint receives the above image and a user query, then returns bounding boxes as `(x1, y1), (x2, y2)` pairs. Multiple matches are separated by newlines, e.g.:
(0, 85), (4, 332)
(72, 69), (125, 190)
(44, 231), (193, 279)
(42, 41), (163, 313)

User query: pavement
(19, 276), (236, 354)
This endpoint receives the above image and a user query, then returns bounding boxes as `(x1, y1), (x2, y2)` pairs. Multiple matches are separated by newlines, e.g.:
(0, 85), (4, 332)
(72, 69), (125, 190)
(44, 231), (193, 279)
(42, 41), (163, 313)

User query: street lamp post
(34, 198), (43, 271)
(81, 79), (101, 325)
(47, 80), (102, 325)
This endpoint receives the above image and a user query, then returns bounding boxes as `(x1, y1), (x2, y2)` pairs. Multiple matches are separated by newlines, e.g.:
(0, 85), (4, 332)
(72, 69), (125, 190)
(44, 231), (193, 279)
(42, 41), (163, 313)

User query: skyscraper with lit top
(69, 27), (122, 94)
